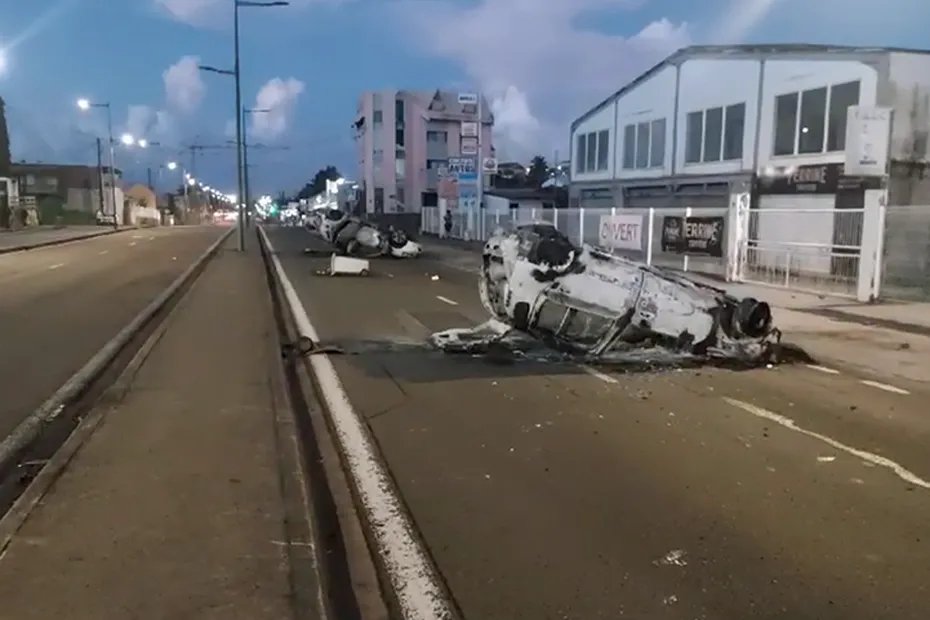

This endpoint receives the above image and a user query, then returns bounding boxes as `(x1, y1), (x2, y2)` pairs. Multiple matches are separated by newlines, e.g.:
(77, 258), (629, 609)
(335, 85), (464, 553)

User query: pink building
(353, 90), (495, 213)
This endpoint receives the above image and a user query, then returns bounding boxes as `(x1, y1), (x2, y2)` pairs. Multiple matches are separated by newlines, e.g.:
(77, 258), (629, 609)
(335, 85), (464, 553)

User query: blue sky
(1, 0), (928, 196)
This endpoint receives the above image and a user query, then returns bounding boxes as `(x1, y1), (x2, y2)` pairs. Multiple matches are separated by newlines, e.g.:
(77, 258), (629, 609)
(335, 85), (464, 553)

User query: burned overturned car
(306, 209), (421, 258)
(430, 223), (780, 365)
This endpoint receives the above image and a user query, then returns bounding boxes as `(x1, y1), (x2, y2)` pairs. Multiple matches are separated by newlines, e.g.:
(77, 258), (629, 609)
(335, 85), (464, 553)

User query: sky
(1, 0), (928, 196)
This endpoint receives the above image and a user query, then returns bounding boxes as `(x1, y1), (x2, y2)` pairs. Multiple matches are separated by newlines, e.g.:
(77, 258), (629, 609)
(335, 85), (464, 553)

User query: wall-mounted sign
(461, 137), (478, 155)
(845, 105), (892, 177)
(448, 156), (478, 183)
(482, 157), (498, 174)
(457, 93), (478, 105)
(757, 163), (882, 194)
(461, 121), (478, 137)
(661, 216), (724, 257)
(598, 214), (643, 251)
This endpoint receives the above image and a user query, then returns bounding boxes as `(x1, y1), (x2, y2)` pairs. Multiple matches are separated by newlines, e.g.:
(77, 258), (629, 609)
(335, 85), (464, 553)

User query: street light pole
(104, 103), (118, 230)
(233, 2), (245, 251)
(242, 107), (270, 227)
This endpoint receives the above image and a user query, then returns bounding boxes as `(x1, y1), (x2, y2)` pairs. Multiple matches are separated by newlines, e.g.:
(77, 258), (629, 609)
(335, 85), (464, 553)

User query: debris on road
(305, 208), (422, 258)
(430, 223), (781, 367)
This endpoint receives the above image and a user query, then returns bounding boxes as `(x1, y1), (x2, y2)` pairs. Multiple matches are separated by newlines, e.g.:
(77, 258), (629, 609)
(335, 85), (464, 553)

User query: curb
(0, 226), (234, 474)
(0, 227), (136, 255)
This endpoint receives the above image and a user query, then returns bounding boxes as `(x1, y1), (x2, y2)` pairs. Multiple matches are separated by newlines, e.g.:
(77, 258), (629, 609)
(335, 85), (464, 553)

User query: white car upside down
(305, 209), (422, 258)
(429, 223), (781, 366)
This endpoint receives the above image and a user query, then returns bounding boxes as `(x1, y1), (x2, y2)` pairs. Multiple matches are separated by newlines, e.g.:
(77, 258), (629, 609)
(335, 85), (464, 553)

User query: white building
(570, 44), (930, 211)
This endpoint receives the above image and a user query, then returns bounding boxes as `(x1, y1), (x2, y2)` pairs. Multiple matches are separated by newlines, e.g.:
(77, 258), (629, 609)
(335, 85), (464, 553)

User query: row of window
(621, 119), (666, 170)
(575, 79), (860, 175)
(773, 80), (859, 156)
(685, 103), (745, 164)
(575, 130), (609, 174)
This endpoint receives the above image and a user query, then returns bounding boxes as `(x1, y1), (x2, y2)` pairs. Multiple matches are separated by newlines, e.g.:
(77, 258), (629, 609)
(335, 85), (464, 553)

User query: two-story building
(353, 89), (494, 214)
(570, 44), (930, 211)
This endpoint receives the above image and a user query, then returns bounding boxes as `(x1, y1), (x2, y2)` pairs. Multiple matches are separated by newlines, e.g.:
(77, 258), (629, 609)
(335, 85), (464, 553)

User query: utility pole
(147, 166), (153, 189)
(96, 138), (105, 217)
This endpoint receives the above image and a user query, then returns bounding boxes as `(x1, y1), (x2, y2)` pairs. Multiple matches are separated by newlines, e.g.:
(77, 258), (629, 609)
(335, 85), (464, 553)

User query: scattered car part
(430, 223), (781, 365)
(328, 255), (371, 276)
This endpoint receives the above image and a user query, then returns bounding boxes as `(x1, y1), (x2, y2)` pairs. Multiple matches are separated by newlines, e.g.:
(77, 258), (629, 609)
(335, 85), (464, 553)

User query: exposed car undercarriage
(430, 223), (781, 366)
(306, 209), (422, 258)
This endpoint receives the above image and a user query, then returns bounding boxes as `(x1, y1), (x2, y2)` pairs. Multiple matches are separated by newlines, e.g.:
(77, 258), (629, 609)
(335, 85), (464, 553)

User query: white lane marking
(582, 365), (618, 384)
(860, 379), (909, 395)
(435, 295), (458, 306)
(723, 397), (930, 489)
(148, 236), (155, 241)
(48, 263), (64, 270)
(129, 241), (137, 247)
(98, 250), (109, 255)
(806, 364), (840, 375)
(259, 227), (453, 620)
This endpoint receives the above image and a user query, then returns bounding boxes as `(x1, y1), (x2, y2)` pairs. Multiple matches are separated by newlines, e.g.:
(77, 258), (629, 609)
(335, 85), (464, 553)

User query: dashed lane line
(860, 379), (910, 395)
(435, 295), (459, 306)
(806, 364), (840, 375)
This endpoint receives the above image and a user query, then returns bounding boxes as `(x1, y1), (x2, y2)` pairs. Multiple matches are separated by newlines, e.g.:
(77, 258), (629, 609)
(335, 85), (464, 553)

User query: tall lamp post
(77, 98), (118, 230)
(200, 0), (288, 251)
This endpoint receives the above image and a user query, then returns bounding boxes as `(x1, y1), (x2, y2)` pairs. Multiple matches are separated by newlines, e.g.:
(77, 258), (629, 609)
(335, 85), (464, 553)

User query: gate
(738, 202), (865, 298)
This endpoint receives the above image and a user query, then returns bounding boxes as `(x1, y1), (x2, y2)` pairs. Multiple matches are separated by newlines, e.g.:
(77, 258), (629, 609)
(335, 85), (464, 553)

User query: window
(635, 123), (650, 168)
(798, 87), (827, 153)
(703, 107), (723, 161)
(828, 81), (860, 151)
(596, 130), (609, 171)
(772, 81), (861, 156)
(372, 149), (383, 163)
(427, 131), (447, 142)
(773, 92), (798, 156)
(585, 132), (597, 171)
(395, 128), (405, 146)
(576, 133), (588, 174)
(723, 103), (745, 160)
(685, 111), (703, 163)
(421, 191), (438, 207)
(374, 187), (384, 213)
(373, 110), (383, 123)
(426, 159), (444, 169)
(395, 98), (404, 125)
(622, 125), (636, 169)
(649, 119), (665, 167)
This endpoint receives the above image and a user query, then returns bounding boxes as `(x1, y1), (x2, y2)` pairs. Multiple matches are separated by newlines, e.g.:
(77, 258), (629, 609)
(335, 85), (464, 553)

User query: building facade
(569, 44), (930, 211)
(354, 89), (494, 214)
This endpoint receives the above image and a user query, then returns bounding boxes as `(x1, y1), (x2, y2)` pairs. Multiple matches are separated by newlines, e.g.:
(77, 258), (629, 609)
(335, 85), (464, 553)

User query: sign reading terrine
(598, 214), (643, 251)
(661, 216), (724, 257)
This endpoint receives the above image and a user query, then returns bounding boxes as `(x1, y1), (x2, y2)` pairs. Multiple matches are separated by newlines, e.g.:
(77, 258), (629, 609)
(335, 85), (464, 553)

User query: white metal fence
(740, 207), (864, 297)
(421, 205), (731, 278)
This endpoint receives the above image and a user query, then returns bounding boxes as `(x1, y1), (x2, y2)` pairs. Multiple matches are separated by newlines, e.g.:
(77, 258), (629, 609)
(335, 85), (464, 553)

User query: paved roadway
(0, 226), (117, 252)
(266, 226), (930, 620)
(0, 226), (227, 439)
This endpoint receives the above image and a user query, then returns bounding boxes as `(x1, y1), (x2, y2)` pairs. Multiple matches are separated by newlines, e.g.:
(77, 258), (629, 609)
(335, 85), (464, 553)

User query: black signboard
(756, 163), (882, 195)
(661, 216), (725, 257)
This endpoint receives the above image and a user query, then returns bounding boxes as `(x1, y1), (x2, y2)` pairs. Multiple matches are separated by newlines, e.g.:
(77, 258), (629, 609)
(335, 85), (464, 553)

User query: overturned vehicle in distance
(306, 208), (422, 258)
(430, 223), (781, 365)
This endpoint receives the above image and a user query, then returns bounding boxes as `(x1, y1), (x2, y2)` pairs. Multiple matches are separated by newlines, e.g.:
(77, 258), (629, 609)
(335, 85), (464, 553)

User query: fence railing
(421, 206), (731, 278)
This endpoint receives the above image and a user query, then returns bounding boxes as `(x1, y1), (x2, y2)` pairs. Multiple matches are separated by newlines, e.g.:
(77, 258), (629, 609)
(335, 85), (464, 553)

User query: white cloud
(163, 55), (206, 114)
(125, 105), (177, 143)
(153, 0), (349, 26)
(396, 0), (690, 160)
(250, 77), (305, 141)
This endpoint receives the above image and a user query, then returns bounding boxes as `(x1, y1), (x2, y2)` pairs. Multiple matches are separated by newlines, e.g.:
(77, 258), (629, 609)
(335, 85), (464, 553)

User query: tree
(296, 165), (342, 200)
(0, 96), (10, 178)
(525, 155), (549, 188)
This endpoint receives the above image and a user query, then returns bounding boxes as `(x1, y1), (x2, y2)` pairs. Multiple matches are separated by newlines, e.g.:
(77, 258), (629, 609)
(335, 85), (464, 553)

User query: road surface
(266, 226), (930, 620)
(0, 226), (227, 440)
(0, 226), (119, 252)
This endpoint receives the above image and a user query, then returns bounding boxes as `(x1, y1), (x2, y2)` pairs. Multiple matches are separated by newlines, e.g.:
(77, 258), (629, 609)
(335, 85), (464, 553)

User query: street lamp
(77, 97), (119, 230)
(121, 133), (134, 146)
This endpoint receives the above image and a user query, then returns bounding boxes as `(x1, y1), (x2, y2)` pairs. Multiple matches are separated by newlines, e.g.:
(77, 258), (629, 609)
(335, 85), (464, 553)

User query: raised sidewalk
(0, 235), (321, 619)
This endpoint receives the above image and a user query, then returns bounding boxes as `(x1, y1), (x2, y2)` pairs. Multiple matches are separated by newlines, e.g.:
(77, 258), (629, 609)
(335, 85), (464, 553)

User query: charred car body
(430, 223), (780, 364)
(307, 208), (421, 258)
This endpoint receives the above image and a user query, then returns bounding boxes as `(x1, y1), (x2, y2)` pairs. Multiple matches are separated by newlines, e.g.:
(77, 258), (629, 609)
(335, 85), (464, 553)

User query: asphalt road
(267, 225), (930, 620)
(0, 226), (117, 252)
(0, 226), (227, 440)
